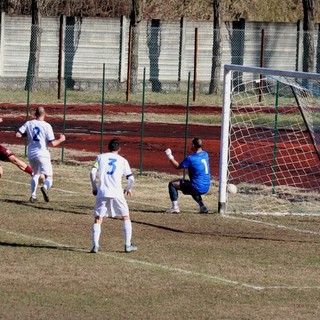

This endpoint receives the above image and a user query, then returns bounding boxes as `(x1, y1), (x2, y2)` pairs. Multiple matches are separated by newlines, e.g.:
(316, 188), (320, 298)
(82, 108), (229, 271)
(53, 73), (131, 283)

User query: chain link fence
(1, 16), (320, 176)
(0, 16), (319, 106)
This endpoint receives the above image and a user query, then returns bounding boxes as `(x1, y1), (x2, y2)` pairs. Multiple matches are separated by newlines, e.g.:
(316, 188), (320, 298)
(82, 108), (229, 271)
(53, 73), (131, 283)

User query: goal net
(218, 65), (320, 215)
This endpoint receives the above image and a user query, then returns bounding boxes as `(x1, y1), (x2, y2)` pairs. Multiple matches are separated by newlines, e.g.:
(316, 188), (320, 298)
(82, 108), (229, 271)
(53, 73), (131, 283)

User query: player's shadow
(136, 209), (167, 214)
(0, 241), (79, 252)
(131, 219), (320, 244)
(1, 198), (90, 215)
(132, 219), (185, 233)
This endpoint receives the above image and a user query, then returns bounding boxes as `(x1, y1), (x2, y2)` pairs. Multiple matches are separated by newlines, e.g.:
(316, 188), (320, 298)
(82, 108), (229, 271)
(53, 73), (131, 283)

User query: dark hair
(192, 137), (203, 149)
(108, 138), (120, 151)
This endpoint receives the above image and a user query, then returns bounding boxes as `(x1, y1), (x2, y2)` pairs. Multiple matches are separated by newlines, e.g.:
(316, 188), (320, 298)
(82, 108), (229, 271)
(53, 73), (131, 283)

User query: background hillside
(2, 0), (319, 22)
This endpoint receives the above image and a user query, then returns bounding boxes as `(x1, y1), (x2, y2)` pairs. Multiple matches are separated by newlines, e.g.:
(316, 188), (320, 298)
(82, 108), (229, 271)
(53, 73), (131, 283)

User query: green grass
(1, 160), (320, 319)
(0, 88), (222, 106)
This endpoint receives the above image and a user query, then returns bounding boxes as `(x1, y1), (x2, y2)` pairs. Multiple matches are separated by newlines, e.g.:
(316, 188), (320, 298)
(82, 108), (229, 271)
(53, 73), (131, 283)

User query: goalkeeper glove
(165, 148), (174, 160)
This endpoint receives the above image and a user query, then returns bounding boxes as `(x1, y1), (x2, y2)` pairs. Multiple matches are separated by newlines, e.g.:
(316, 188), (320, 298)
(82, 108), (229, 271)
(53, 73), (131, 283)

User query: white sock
(92, 223), (101, 247)
(172, 201), (178, 208)
(44, 178), (53, 190)
(123, 219), (132, 247)
(31, 174), (40, 198)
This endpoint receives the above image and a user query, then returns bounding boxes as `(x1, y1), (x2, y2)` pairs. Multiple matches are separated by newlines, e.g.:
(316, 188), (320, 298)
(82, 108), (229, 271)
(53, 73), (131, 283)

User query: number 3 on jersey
(107, 158), (117, 175)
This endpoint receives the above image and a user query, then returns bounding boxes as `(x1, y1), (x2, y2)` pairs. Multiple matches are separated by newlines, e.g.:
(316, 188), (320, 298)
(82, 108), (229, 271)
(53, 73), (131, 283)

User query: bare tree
(147, 19), (162, 92)
(129, 0), (143, 94)
(25, 0), (42, 91)
(65, 16), (83, 90)
(302, 0), (315, 73)
(1, 0), (319, 22)
(1, 0), (131, 17)
(209, 0), (221, 94)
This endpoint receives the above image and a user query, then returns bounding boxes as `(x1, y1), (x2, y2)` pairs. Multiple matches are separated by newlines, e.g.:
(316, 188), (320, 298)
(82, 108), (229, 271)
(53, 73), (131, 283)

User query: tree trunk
(209, 0), (221, 94)
(65, 17), (83, 90)
(129, 0), (142, 94)
(147, 19), (162, 92)
(302, 0), (315, 73)
(25, 0), (42, 91)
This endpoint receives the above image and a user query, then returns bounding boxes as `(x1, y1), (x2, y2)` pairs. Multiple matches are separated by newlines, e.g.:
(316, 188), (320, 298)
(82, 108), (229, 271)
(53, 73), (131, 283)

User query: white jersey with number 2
(93, 152), (133, 199)
(18, 119), (55, 160)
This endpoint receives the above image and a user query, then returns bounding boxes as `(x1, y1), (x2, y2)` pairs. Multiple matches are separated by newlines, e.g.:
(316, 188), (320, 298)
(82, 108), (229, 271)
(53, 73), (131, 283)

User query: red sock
(25, 166), (33, 175)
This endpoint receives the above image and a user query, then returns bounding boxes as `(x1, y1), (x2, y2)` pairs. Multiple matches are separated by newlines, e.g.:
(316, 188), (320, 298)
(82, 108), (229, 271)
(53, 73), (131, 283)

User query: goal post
(218, 64), (320, 215)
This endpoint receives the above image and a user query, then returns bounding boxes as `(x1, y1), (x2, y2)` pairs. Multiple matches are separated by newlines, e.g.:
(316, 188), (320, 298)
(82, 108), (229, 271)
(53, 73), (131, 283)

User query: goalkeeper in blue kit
(165, 137), (211, 214)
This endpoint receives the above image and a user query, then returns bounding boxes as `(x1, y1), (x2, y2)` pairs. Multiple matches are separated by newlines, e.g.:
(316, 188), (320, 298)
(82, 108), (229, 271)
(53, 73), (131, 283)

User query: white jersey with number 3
(93, 152), (133, 199)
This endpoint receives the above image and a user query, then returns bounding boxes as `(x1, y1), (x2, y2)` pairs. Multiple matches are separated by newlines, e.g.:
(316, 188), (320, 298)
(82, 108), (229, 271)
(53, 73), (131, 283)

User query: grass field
(1, 157), (320, 320)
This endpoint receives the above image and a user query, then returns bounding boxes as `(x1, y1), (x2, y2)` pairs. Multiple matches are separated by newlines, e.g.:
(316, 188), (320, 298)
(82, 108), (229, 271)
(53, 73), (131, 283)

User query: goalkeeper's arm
(164, 148), (181, 169)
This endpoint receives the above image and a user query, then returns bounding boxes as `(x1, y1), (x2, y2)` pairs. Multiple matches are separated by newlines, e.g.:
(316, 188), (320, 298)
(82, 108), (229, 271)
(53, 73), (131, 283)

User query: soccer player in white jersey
(89, 138), (137, 253)
(16, 107), (66, 203)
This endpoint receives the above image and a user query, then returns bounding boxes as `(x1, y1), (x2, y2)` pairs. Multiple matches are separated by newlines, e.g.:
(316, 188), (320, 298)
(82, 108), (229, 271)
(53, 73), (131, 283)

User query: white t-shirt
(93, 152), (133, 199)
(18, 119), (55, 160)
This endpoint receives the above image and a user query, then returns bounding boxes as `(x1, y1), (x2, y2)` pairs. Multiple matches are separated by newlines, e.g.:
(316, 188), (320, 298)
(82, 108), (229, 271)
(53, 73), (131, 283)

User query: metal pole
(139, 67), (146, 175)
(61, 64), (67, 163)
(259, 29), (265, 102)
(100, 63), (106, 153)
(58, 15), (63, 100)
(218, 68), (232, 215)
(126, 25), (133, 102)
(25, 69), (31, 156)
(193, 28), (198, 102)
(183, 72), (191, 178)
(272, 81), (280, 195)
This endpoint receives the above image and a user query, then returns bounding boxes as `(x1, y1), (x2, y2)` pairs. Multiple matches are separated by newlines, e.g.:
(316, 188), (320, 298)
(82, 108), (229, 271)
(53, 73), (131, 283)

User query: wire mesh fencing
(1, 16), (319, 107)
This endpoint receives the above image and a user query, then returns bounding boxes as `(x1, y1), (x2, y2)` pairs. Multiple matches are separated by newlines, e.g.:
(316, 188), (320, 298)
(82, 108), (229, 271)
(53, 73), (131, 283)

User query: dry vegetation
(1, 154), (320, 319)
(2, 0), (319, 22)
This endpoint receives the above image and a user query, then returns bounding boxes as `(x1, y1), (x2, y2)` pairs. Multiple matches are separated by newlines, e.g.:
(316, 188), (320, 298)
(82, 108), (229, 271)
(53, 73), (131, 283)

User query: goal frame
(218, 64), (320, 215)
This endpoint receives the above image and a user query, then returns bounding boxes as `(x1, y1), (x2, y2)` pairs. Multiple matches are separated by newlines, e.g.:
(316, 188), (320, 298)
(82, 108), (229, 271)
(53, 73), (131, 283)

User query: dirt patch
(0, 103), (221, 176)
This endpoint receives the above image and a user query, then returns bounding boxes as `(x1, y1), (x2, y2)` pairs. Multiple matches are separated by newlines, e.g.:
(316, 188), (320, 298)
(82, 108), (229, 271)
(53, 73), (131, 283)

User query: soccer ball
(227, 183), (237, 194)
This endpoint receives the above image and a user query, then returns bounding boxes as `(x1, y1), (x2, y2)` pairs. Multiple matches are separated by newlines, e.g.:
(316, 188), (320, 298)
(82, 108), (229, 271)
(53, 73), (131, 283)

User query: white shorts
(94, 197), (129, 218)
(29, 155), (53, 176)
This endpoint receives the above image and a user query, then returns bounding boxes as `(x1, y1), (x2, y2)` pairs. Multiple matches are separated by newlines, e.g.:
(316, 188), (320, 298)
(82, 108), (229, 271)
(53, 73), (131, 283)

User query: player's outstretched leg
(41, 176), (52, 202)
(41, 187), (49, 202)
(8, 154), (32, 175)
(192, 194), (208, 214)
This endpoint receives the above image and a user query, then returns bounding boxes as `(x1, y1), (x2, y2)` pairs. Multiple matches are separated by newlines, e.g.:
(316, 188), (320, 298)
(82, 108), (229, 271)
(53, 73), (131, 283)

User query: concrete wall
(0, 13), (318, 90)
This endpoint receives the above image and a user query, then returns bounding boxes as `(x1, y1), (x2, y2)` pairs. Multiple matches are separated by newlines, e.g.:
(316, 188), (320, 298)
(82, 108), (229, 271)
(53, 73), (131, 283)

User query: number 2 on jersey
(32, 127), (41, 141)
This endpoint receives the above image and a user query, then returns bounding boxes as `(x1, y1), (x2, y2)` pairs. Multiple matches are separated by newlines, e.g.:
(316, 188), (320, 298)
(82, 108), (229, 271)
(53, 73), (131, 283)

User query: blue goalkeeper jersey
(180, 150), (210, 194)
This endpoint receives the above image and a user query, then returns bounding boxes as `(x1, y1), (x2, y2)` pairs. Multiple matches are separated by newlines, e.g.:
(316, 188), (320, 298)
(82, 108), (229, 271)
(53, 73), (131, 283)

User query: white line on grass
(1, 178), (79, 194)
(3, 178), (320, 235)
(3, 179), (320, 290)
(1, 228), (320, 291)
(225, 215), (320, 236)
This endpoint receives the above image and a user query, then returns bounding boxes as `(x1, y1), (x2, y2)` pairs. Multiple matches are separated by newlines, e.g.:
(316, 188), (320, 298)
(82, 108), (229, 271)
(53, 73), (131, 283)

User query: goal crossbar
(224, 64), (320, 81)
